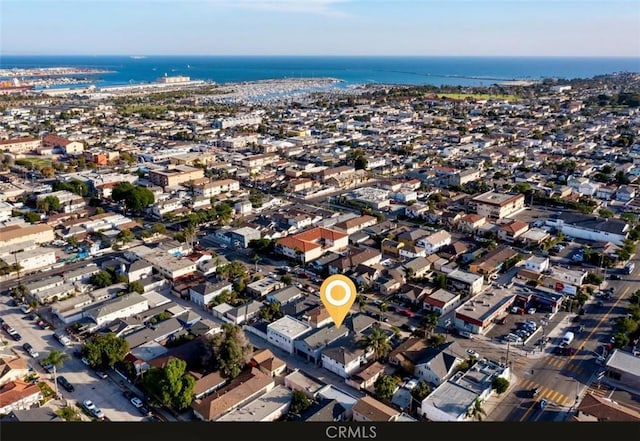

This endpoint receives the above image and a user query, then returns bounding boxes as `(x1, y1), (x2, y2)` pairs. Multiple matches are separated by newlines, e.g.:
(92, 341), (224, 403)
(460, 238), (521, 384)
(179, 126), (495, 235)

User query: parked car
(527, 308), (537, 314)
(22, 343), (39, 358)
(82, 400), (105, 419)
(466, 349), (479, 358)
(538, 398), (548, 409)
(57, 376), (75, 393)
(96, 370), (108, 379)
(609, 274), (621, 280)
(20, 305), (32, 314)
(11, 332), (22, 341)
(530, 387), (540, 398)
(130, 397), (144, 408)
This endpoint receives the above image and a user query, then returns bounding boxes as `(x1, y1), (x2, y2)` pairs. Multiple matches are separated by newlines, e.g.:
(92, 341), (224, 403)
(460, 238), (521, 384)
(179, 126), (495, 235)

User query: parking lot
(0, 295), (145, 422)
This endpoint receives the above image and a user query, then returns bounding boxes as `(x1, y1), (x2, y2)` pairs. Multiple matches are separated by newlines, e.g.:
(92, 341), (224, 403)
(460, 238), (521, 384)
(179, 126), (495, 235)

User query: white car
(466, 349), (479, 358)
(81, 357), (90, 366)
(527, 308), (536, 314)
(83, 400), (105, 419)
(130, 397), (144, 408)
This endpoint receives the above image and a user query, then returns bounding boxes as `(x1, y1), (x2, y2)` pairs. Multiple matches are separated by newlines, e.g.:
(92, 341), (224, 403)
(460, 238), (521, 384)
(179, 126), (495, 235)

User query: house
(603, 349), (640, 393)
(399, 244), (427, 259)
(321, 337), (368, 378)
(225, 301), (263, 325)
(389, 338), (428, 373)
(246, 277), (285, 297)
(616, 186), (636, 202)
(293, 325), (350, 365)
(42, 134), (84, 155)
(249, 348), (287, 378)
(414, 341), (466, 386)
(397, 284), (431, 305)
(470, 191), (525, 219)
(266, 315), (312, 354)
(265, 285), (304, 305)
(191, 368), (276, 421)
(381, 239), (404, 257)
(85, 293), (149, 329)
(497, 220), (529, 242)
(0, 356), (29, 387)
(1, 407), (63, 422)
(397, 229), (430, 246)
(574, 393), (640, 422)
(216, 385), (292, 422)
(469, 246), (519, 276)
(419, 359), (510, 421)
(119, 259), (153, 283)
(303, 398), (348, 422)
(346, 361), (386, 391)
(547, 213), (629, 246)
(352, 395), (400, 422)
(333, 215), (378, 235)
(446, 270), (484, 295)
(423, 289), (461, 316)
(458, 214), (486, 233)
(0, 380), (42, 414)
(417, 230), (452, 255)
(403, 256), (432, 279)
(276, 227), (349, 263)
(189, 280), (233, 307)
(524, 256), (550, 273)
(327, 246), (381, 274)
(191, 371), (227, 400)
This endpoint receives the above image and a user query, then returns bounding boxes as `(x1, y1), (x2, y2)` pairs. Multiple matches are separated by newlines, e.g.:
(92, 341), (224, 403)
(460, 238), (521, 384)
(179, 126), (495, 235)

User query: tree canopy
(143, 357), (195, 410)
(112, 182), (155, 212)
(374, 375), (399, 401)
(82, 333), (129, 369)
(206, 323), (253, 378)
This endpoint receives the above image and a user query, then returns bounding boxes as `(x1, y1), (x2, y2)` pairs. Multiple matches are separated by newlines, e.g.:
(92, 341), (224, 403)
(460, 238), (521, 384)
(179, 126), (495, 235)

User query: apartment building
(148, 165), (204, 188)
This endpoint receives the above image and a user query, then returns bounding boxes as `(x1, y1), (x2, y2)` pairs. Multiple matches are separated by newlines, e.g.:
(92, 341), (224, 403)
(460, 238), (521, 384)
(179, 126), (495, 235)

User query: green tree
(612, 332), (630, 348)
(630, 290), (640, 306)
(616, 317), (639, 335)
(420, 311), (440, 339)
(411, 381), (431, 402)
(259, 301), (283, 321)
(427, 333), (447, 346)
(374, 375), (399, 401)
(434, 273), (447, 289)
(112, 182), (155, 212)
(599, 208), (615, 219)
(43, 350), (70, 399)
(90, 270), (114, 288)
(56, 406), (81, 421)
(492, 377), (510, 394)
(23, 211), (41, 223)
(82, 333), (129, 369)
(585, 273), (604, 285)
(280, 274), (293, 285)
(361, 327), (392, 361)
(143, 357), (195, 410)
(151, 222), (167, 235)
(289, 390), (312, 417)
(466, 396), (487, 421)
(117, 229), (135, 245)
(67, 235), (79, 247)
(126, 281), (145, 294)
(209, 323), (253, 378)
(378, 302), (388, 322)
(354, 156), (368, 170)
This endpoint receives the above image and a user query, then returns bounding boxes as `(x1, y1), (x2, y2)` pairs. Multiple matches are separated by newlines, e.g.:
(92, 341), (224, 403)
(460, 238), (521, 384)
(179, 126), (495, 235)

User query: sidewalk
(484, 373), (521, 421)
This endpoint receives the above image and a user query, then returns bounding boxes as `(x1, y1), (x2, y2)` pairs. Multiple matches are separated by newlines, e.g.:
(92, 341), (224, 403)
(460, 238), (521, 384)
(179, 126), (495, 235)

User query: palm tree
(356, 294), (366, 312)
(253, 254), (260, 273)
(378, 302), (388, 322)
(466, 396), (487, 421)
(43, 350), (70, 399)
(361, 327), (392, 361)
(420, 311), (440, 339)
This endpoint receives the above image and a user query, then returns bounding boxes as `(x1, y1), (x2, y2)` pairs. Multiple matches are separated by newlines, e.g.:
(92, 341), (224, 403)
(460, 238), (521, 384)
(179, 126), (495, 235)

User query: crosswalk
(520, 379), (575, 407)
(544, 357), (586, 376)
(585, 382), (614, 400)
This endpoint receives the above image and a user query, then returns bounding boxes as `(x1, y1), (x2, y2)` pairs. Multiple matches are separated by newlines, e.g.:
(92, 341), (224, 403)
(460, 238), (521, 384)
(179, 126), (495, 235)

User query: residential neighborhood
(1, 71), (640, 425)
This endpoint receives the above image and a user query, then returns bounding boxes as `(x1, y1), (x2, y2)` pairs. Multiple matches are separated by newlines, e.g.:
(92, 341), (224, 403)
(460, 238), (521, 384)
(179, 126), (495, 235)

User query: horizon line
(2, 53), (640, 59)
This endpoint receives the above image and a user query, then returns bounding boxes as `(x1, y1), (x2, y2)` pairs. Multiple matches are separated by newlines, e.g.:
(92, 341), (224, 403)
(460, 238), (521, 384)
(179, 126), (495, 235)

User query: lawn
(435, 92), (519, 103)
(16, 156), (52, 169)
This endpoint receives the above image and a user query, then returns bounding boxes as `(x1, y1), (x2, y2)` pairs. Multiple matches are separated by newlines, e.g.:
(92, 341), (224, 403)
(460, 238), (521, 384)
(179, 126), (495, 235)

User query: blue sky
(1, 0), (639, 56)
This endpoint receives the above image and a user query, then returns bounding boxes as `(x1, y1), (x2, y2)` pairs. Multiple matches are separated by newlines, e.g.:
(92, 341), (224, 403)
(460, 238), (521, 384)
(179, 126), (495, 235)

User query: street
(0, 296), (145, 421)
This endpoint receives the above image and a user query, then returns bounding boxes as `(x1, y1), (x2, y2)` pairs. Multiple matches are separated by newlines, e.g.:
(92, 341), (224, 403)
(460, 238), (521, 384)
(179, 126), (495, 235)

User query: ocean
(1, 55), (639, 88)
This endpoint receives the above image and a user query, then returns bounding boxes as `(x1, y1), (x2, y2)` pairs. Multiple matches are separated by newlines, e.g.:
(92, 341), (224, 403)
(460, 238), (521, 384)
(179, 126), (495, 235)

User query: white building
(266, 315), (312, 354)
(6, 248), (56, 272)
(194, 179), (240, 198)
(524, 256), (550, 273)
(471, 191), (525, 220)
(129, 245), (197, 281)
(36, 190), (85, 214)
(189, 281), (233, 307)
(417, 230), (452, 255)
(547, 213), (629, 246)
(85, 293), (149, 328)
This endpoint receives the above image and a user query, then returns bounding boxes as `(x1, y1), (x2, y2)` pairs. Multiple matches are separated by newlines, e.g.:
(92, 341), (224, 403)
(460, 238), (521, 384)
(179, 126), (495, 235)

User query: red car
(400, 309), (415, 317)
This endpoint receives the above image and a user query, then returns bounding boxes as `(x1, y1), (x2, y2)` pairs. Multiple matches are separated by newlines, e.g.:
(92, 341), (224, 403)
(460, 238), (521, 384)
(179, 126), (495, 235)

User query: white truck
(561, 331), (575, 346)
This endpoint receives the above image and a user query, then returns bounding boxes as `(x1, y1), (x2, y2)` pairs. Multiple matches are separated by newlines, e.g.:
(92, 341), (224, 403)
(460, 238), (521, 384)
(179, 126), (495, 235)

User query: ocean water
(1, 55), (639, 88)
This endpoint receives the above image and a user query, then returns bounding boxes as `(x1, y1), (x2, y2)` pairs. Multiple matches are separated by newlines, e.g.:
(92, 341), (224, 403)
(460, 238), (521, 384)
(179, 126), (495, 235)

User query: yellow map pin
(320, 274), (357, 328)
